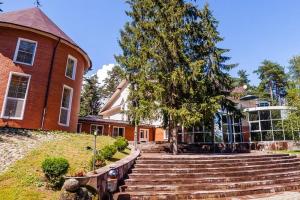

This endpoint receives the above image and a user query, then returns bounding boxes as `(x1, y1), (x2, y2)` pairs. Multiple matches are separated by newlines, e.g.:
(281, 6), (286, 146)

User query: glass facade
(247, 108), (299, 142)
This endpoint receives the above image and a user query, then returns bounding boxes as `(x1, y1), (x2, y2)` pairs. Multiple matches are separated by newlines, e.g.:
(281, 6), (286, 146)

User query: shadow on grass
(108, 158), (121, 162)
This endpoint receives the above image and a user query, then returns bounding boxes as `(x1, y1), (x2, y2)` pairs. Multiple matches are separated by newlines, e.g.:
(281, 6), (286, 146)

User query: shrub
(41, 157), (69, 189)
(114, 136), (128, 152)
(100, 145), (117, 160)
(89, 153), (106, 171)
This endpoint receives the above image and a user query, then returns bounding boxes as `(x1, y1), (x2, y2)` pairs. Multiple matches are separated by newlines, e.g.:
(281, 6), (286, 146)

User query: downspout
(41, 38), (61, 129)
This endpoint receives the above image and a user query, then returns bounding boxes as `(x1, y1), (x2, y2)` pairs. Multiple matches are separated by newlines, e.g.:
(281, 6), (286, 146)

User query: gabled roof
(0, 7), (91, 68)
(99, 80), (129, 116)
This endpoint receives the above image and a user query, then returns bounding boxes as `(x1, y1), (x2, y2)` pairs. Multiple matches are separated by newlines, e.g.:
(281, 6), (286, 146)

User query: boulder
(62, 178), (80, 192)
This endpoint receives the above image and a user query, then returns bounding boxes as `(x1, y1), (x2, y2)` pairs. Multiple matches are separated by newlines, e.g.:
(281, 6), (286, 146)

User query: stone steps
(115, 154), (300, 199)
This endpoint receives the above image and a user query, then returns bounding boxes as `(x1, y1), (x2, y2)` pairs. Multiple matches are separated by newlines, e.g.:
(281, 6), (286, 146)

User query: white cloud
(96, 63), (115, 85)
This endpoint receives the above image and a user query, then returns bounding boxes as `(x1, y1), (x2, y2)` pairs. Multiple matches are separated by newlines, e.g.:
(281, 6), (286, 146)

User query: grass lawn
(0, 133), (130, 200)
(272, 150), (300, 155)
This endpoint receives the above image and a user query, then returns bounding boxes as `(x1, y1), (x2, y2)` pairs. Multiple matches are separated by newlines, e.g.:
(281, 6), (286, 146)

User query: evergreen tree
(254, 60), (288, 104)
(289, 55), (300, 83)
(117, 1), (236, 154)
(237, 69), (250, 86)
(0, 2), (3, 12)
(79, 75), (102, 116)
(100, 65), (125, 99)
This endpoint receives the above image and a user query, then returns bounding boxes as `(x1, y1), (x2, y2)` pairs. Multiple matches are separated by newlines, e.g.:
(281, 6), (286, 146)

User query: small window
(90, 124), (104, 135)
(65, 55), (77, 80)
(2, 73), (30, 119)
(113, 127), (125, 137)
(14, 38), (37, 66)
(59, 86), (73, 126)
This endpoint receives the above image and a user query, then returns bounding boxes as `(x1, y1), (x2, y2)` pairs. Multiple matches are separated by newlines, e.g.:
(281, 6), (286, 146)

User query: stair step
(129, 166), (300, 179)
(132, 162), (300, 173)
(125, 170), (300, 185)
(134, 157), (299, 168)
(124, 176), (300, 192)
(116, 182), (300, 199)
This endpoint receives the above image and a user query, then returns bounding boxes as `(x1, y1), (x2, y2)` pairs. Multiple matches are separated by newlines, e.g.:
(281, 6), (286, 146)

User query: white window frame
(65, 55), (77, 80)
(58, 85), (73, 127)
(112, 126), (125, 137)
(139, 128), (149, 142)
(163, 130), (169, 140)
(13, 38), (38, 66)
(90, 124), (104, 135)
(1, 72), (31, 120)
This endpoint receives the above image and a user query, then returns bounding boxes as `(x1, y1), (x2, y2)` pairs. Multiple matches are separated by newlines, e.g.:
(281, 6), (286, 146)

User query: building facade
(0, 8), (91, 132)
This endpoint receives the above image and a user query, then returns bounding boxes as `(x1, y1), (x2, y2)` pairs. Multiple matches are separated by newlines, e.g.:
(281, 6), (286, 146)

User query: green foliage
(89, 153), (106, 170)
(254, 60), (288, 103)
(41, 157), (69, 189)
(114, 136), (128, 152)
(289, 55), (300, 82)
(116, 0), (236, 154)
(79, 75), (102, 116)
(100, 145), (117, 160)
(235, 69), (250, 86)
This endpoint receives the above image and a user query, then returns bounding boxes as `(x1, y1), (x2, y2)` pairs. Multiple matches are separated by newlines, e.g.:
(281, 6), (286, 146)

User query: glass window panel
(194, 133), (204, 143)
(251, 132), (261, 142)
(235, 134), (242, 143)
(250, 122), (260, 131)
(234, 116), (240, 124)
(16, 40), (36, 64)
(113, 128), (118, 137)
(234, 125), (241, 133)
(62, 88), (71, 108)
(119, 128), (124, 136)
(204, 132), (213, 143)
(262, 131), (273, 141)
(222, 125), (228, 133)
(249, 111), (259, 121)
(274, 131), (284, 140)
(222, 116), (227, 123)
(260, 111), (271, 120)
(59, 108), (68, 124)
(223, 133), (229, 143)
(66, 58), (75, 78)
(272, 120), (283, 130)
(285, 130), (293, 140)
(261, 121), (271, 131)
(8, 75), (29, 98)
(271, 110), (281, 119)
(4, 98), (24, 118)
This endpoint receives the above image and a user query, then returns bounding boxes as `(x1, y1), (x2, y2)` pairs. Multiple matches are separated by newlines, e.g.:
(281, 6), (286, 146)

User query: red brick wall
(0, 27), (87, 132)
(79, 120), (156, 142)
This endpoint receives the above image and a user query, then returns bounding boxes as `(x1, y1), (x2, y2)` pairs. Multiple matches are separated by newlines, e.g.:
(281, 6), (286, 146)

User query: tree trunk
(269, 81), (273, 101)
(211, 117), (215, 153)
(172, 125), (178, 155)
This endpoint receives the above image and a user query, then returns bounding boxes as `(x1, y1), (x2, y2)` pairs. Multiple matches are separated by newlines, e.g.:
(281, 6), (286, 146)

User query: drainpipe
(41, 38), (61, 130)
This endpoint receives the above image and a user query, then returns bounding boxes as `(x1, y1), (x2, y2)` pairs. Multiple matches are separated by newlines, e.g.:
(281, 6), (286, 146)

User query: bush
(41, 157), (69, 189)
(89, 153), (106, 171)
(114, 136), (128, 152)
(100, 145), (117, 160)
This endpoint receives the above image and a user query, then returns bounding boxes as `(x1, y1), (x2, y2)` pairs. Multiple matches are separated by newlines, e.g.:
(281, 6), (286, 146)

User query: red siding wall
(0, 27), (87, 132)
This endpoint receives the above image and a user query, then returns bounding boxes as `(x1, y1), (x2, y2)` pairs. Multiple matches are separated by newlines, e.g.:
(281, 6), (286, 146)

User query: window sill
(13, 60), (33, 66)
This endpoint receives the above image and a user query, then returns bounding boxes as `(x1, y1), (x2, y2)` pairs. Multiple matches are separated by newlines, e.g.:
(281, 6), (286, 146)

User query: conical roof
(0, 7), (76, 45)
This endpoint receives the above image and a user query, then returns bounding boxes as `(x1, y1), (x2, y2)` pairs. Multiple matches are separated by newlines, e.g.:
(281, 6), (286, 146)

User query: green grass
(272, 150), (300, 155)
(0, 133), (130, 200)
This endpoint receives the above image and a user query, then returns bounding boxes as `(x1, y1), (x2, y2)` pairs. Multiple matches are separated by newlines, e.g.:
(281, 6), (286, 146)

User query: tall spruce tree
(254, 60), (288, 104)
(117, 0), (235, 154)
(79, 75), (102, 116)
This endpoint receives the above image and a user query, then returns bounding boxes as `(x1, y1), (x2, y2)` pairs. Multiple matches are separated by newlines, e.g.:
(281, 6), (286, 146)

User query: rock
(60, 187), (94, 200)
(62, 179), (80, 192)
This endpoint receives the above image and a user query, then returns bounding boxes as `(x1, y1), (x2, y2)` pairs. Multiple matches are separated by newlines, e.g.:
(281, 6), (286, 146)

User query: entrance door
(140, 129), (149, 142)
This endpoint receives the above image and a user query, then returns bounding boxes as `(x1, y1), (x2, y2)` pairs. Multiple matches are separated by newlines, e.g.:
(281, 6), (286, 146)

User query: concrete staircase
(115, 153), (300, 199)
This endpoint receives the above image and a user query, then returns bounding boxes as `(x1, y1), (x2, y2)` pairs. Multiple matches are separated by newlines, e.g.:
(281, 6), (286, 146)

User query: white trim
(13, 38), (38, 66)
(90, 124), (104, 135)
(1, 72), (31, 120)
(58, 85), (73, 127)
(112, 126), (125, 137)
(65, 55), (77, 80)
(139, 128), (149, 142)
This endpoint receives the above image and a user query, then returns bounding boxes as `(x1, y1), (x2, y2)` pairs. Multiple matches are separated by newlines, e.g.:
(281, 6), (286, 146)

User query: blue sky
(2, 0), (300, 85)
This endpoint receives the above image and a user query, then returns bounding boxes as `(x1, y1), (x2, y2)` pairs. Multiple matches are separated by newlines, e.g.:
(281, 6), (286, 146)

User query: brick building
(0, 8), (91, 132)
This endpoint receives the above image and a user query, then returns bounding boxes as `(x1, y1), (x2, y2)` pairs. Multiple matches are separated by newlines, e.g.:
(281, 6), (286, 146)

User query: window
(77, 123), (82, 133)
(112, 127), (125, 137)
(14, 38), (37, 66)
(163, 130), (169, 140)
(65, 55), (77, 80)
(1, 73), (30, 119)
(90, 125), (104, 135)
(59, 85), (73, 126)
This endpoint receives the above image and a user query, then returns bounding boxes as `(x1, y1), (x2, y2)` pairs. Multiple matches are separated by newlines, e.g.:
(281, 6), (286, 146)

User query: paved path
(0, 132), (59, 173)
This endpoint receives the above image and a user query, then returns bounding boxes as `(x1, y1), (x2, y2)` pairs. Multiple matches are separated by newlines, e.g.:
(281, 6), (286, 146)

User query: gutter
(41, 38), (61, 129)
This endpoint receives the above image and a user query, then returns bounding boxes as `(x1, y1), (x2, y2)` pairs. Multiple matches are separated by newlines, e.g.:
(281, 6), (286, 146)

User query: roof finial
(34, 0), (42, 8)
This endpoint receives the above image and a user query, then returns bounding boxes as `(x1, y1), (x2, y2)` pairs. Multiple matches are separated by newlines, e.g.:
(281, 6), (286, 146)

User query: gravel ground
(0, 132), (61, 174)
